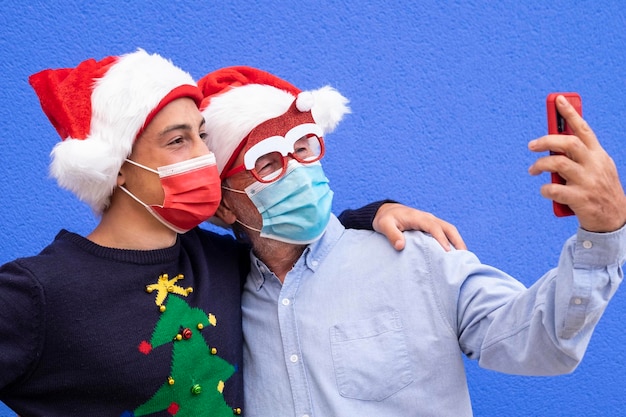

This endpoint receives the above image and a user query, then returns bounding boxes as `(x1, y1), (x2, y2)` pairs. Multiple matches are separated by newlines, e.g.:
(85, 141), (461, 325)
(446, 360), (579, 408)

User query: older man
(199, 66), (626, 416)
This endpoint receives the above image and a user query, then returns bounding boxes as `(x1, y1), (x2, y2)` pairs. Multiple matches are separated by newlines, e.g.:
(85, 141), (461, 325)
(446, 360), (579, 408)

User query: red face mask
(121, 153), (222, 233)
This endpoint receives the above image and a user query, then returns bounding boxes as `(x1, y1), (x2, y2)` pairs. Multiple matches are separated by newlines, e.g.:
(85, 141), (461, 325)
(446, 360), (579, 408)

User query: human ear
(116, 162), (129, 187)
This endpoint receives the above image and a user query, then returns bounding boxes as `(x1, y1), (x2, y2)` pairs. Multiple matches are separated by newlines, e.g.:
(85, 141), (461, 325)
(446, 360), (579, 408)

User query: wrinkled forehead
(243, 101), (317, 153)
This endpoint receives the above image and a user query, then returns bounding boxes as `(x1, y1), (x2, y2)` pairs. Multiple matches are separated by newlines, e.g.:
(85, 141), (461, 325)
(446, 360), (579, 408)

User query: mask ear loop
(235, 219), (262, 233)
(120, 159), (162, 207)
(221, 185), (246, 194)
(118, 185), (162, 209)
(124, 158), (159, 174)
(220, 186), (262, 233)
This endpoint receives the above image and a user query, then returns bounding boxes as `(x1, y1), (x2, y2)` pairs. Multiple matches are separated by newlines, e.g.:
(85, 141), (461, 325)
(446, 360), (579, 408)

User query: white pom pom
(50, 137), (124, 213)
(307, 86), (351, 133)
(296, 91), (315, 112)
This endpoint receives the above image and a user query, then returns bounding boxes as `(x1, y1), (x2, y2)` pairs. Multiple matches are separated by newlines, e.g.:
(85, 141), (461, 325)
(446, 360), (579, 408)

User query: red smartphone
(546, 92), (582, 217)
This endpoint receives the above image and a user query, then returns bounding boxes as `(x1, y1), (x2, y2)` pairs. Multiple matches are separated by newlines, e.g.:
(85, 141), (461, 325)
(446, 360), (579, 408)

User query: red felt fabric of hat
(198, 66), (301, 110)
(29, 56), (117, 141)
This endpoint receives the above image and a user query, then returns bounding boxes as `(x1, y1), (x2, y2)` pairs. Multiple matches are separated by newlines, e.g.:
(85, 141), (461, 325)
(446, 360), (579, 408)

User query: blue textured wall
(1, 1), (625, 416)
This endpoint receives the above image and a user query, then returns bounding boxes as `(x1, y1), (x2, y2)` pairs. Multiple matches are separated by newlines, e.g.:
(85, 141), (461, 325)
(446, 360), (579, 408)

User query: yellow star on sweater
(146, 273), (193, 306)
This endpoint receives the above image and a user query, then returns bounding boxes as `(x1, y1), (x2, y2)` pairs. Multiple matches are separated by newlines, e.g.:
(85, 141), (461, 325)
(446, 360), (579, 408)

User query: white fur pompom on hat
(29, 49), (203, 214)
(198, 66), (350, 176)
(305, 86), (350, 134)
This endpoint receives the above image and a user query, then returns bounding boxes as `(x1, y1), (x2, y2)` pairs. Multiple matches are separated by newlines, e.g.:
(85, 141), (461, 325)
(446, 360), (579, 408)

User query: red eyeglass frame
(222, 134), (325, 183)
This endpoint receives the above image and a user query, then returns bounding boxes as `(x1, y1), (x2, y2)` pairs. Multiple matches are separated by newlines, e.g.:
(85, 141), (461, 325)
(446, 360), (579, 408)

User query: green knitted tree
(124, 274), (238, 417)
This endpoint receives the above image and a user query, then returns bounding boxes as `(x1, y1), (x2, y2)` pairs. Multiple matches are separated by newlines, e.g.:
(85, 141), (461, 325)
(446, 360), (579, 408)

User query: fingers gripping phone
(546, 92), (582, 217)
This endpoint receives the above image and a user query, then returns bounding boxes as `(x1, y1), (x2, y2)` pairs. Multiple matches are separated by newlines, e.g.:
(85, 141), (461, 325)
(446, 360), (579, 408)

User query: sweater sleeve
(337, 200), (397, 231)
(0, 260), (44, 391)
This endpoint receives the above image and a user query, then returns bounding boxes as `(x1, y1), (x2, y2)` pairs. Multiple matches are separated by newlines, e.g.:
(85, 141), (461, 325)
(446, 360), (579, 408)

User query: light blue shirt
(242, 215), (626, 417)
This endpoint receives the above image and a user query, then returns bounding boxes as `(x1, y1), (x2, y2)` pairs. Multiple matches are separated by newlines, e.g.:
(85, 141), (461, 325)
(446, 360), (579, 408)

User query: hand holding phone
(546, 92), (582, 217)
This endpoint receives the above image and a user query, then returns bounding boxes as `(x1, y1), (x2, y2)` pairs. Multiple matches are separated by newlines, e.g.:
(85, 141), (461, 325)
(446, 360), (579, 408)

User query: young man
(199, 66), (626, 416)
(0, 49), (248, 417)
(0, 51), (462, 416)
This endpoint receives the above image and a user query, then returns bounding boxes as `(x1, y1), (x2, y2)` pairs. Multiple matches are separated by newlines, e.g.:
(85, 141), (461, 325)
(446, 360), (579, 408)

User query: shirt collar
(248, 214), (345, 289)
(303, 214), (343, 271)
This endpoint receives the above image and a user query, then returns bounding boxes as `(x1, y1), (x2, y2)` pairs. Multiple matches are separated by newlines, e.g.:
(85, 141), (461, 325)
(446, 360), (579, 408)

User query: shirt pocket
(329, 309), (414, 401)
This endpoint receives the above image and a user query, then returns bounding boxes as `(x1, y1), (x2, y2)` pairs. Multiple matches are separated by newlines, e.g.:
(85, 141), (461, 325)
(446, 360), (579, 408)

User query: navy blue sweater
(0, 228), (248, 416)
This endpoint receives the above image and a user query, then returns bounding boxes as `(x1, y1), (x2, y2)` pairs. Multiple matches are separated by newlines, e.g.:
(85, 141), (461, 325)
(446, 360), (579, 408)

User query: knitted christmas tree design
(122, 274), (237, 417)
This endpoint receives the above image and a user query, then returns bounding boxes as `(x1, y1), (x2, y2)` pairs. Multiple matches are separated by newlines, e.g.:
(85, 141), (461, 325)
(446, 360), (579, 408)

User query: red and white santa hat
(29, 49), (202, 213)
(198, 66), (351, 176)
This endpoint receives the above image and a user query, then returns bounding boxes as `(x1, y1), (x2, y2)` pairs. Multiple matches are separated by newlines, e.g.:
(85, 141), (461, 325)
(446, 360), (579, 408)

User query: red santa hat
(198, 66), (350, 176)
(29, 49), (202, 213)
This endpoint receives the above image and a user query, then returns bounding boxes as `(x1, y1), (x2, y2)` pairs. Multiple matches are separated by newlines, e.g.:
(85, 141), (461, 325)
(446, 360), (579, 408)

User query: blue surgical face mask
(224, 160), (333, 244)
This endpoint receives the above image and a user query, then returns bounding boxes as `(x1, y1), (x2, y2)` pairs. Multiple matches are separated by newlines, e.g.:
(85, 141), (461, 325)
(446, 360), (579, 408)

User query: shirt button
(582, 240), (593, 249)
(290, 354), (299, 363)
(573, 298), (583, 305)
(282, 298), (290, 306)
(311, 260), (319, 267)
